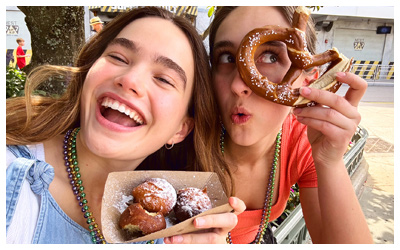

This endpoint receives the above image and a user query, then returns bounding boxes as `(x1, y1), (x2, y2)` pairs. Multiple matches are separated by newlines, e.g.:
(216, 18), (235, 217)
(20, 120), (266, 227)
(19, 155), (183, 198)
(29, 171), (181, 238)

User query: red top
(16, 46), (26, 69)
(229, 114), (318, 244)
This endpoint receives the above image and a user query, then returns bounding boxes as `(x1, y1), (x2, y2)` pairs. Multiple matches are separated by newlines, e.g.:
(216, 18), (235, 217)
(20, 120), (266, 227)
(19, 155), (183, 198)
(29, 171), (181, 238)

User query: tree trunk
(18, 6), (85, 73)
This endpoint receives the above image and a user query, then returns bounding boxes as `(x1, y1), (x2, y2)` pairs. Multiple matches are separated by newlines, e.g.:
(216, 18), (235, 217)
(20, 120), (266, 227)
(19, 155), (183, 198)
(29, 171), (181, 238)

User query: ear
(303, 67), (319, 86)
(166, 117), (194, 145)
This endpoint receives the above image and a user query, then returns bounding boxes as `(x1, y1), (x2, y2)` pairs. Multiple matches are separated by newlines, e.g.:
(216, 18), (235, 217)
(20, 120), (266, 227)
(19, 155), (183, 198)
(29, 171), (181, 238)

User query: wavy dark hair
(6, 6), (233, 194)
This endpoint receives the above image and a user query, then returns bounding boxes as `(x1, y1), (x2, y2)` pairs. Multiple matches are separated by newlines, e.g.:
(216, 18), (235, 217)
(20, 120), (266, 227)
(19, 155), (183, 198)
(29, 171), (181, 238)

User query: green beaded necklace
(221, 127), (282, 244)
(64, 128), (155, 244)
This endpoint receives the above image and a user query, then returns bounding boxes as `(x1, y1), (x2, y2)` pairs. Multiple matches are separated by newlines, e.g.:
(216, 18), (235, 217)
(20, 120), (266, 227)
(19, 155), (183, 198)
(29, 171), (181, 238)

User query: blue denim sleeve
(6, 156), (36, 232)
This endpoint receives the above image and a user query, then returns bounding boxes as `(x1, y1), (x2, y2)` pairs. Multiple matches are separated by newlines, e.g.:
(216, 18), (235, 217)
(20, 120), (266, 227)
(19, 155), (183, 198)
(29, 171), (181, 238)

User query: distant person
(16, 38), (30, 69)
(89, 16), (104, 37)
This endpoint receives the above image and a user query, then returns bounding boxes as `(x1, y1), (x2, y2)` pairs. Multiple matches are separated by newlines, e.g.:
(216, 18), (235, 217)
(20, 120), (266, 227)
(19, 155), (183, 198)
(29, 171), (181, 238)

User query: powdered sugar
(175, 187), (212, 217)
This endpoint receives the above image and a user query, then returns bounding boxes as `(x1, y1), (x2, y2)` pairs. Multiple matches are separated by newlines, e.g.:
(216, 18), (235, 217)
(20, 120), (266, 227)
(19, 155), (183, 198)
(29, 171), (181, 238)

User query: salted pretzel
(236, 6), (352, 107)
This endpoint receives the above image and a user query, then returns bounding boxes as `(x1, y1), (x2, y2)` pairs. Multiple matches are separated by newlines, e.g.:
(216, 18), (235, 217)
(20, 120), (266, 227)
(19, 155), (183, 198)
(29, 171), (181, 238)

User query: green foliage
(207, 6), (215, 17)
(6, 66), (26, 98)
(285, 183), (300, 212)
(271, 184), (301, 227)
(306, 6), (322, 11)
(6, 66), (66, 99)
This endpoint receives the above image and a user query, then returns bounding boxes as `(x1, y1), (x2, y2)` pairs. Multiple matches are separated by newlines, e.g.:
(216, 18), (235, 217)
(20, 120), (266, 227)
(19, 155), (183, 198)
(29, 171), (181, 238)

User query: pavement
(337, 82), (395, 244)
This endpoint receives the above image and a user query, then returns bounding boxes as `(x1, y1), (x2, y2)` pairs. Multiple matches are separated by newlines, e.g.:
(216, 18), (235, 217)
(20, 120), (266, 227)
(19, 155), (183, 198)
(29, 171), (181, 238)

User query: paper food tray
(101, 170), (232, 243)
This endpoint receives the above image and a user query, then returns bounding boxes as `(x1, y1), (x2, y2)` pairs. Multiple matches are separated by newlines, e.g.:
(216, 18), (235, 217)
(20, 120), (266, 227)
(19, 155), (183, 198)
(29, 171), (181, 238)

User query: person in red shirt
(16, 38), (30, 69)
(205, 6), (373, 244)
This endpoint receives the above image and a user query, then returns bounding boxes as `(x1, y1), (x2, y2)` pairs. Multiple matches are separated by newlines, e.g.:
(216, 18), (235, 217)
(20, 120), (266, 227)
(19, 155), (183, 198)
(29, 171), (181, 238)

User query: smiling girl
(6, 7), (244, 244)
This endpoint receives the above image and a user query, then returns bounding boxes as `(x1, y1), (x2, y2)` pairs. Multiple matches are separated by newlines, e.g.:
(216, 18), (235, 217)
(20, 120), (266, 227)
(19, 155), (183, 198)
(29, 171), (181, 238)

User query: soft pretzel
(236, 6), (352, 107)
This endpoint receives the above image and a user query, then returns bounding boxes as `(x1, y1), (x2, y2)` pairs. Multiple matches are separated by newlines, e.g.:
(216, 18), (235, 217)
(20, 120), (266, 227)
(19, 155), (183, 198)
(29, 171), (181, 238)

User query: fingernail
(293, 108), (302, 115)
(230, 197), (236, 206)
(172, 235), (183, 243)
(336, 72), (346, 77)
(300, 87), (311, 96)
(195, 217), (205, 227)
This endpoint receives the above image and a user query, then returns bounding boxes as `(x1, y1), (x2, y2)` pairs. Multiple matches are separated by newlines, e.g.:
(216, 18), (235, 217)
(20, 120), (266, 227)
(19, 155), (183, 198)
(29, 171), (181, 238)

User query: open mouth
(100, 97), (145, 127)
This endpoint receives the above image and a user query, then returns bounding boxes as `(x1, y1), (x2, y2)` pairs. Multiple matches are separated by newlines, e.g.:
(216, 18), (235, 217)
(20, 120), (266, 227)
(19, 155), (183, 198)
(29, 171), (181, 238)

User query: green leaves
(207, 6), (215, 17)
(6, 66), (26, 98)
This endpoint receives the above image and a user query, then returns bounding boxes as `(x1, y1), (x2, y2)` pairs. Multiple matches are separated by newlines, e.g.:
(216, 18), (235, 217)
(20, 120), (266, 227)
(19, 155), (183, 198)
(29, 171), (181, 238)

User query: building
(311, 6), (394, 80)
(6, 6), (32, 68)
(6, 6), (394, 80)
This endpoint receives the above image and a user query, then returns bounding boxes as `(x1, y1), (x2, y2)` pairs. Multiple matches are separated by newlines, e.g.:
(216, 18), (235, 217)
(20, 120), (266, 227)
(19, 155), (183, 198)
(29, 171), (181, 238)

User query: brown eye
(256, 52), (278, 64)
(218, 53), (235, 64)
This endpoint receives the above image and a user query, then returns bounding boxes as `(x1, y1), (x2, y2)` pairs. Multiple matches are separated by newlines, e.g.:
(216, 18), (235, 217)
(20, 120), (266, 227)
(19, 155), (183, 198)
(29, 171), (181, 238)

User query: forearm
(315, 159), (373, 243)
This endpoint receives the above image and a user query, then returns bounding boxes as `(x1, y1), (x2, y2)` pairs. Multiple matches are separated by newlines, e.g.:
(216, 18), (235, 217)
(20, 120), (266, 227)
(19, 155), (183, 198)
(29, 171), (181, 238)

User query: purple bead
(68, 174), (73, 179)
(82, 207), (86, 212)
(70, 180), (75, 185)
(77, 196), (81, 201)
(79, 202), (83, 207)
(73, 190), (79, 195)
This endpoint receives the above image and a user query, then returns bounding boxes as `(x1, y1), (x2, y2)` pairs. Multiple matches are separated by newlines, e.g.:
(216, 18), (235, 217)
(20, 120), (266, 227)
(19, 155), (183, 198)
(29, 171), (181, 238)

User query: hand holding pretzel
(236, 6), (351, 107)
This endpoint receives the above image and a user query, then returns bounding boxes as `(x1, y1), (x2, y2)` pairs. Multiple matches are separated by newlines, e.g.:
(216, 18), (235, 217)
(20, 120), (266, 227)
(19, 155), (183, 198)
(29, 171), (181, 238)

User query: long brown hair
(207, 6), (318, 195)
(6, 7), (233, 195)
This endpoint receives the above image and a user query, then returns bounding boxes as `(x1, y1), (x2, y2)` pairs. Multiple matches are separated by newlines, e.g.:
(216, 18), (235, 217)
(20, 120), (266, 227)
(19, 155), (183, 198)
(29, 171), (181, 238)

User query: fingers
(164, 231), (225, 244)
(164, 213), (237, 244)
(229, 196), (246, 215)
(193, 211), (238, 230)
(294, 105), (356, 132)
(294, 106), (358, 145)
(299, 72), (367, 111)
(164, 197), (245, 244)
(298, 86), (356, 119)
(336, 72), (367, 107)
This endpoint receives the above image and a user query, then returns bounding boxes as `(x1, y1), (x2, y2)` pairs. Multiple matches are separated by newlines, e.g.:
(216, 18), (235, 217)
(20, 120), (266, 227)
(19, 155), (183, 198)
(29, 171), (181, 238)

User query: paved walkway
(357, 102), (394, 244)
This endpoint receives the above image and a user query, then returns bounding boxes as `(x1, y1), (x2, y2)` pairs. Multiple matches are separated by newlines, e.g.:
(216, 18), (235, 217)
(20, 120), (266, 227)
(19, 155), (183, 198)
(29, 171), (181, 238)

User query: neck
(74, 131), (142, 198)
(224, 129), (280, 171)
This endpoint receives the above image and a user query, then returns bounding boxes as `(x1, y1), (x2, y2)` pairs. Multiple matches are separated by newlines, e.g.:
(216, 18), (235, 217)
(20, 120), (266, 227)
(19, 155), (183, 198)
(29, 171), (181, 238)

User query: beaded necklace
(64, 128), (106, 244)
(63, 128), (156, 244)
(221, 127), (282, 244)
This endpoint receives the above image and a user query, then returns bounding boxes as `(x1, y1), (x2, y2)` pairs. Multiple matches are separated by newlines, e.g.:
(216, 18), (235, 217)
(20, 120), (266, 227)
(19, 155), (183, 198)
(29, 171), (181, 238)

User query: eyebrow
(109, 37), (138, 51)
(155, 55), (187, 89)
(260, 40), (287, 48)
(213, 40), (235, 53)
(109, 37), (187, 89)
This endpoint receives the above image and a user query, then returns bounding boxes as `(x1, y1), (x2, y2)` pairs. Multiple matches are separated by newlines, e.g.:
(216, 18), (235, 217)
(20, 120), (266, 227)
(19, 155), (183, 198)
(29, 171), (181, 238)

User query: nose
(114, 67), (145, 97)
(231, 70), (252, 97)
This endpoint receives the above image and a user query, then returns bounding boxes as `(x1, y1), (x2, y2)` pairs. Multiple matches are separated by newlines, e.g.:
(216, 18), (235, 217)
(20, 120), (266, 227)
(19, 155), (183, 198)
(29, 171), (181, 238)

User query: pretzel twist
(236, 6), (351, 107)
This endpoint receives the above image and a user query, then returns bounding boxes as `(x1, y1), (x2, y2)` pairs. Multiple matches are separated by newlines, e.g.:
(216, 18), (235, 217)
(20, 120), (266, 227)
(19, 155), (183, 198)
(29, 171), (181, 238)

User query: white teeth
(118, 104), (125, 113)
(101, 97), (144, 125)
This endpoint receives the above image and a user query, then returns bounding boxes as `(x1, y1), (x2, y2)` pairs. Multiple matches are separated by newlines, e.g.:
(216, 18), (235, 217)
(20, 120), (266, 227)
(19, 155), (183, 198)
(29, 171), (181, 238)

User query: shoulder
(6, 144), (46, 243)
(7, 144), (45, 167)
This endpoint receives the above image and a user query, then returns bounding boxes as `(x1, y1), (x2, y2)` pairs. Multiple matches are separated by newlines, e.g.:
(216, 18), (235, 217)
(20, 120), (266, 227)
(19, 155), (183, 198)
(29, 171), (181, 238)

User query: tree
(17, 6), (86, 95)
(18, 6), (86, 73)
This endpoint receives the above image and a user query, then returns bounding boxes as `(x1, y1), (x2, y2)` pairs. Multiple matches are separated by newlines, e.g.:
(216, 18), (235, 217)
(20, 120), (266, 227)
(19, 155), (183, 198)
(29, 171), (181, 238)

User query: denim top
(6, 145), (163, 244)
